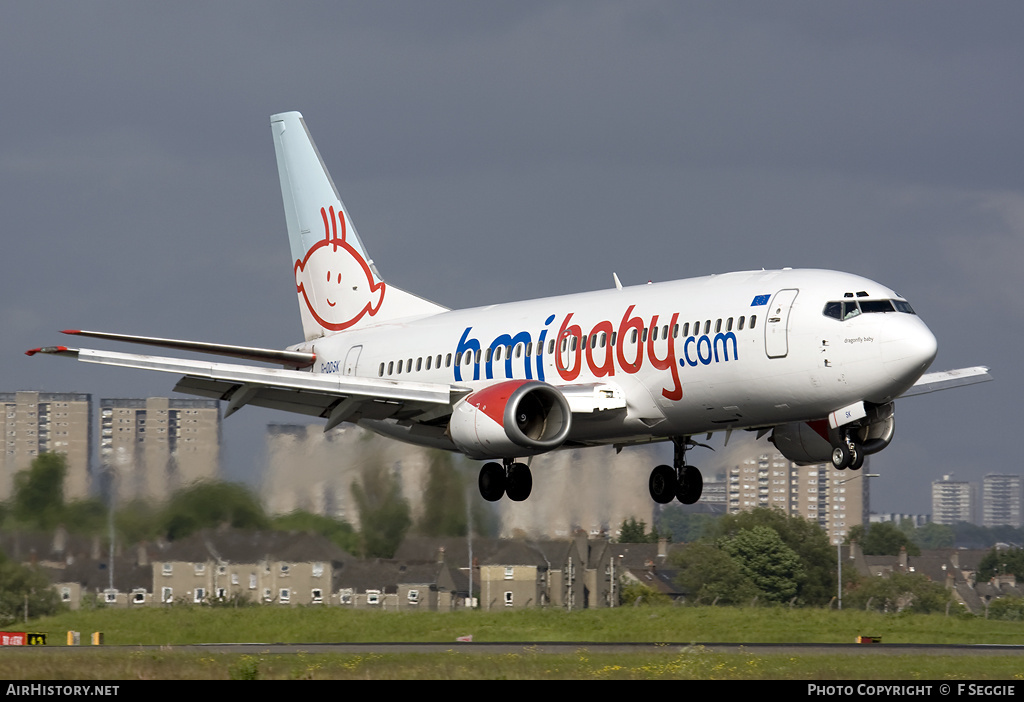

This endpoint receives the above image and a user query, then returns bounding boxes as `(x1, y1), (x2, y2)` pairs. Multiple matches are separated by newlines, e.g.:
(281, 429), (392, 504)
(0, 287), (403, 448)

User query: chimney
(52, 525), (68, 556)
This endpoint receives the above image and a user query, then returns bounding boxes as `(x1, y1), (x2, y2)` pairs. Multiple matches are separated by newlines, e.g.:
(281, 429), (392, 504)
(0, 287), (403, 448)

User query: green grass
(5, 606), (1024, 680)
(24, 605), (1024, 646)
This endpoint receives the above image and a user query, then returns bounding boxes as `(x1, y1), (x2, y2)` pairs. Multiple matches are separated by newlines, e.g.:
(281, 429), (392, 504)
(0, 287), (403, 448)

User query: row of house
(1, 528), (676, 612)
(3, 528), (1019, 615)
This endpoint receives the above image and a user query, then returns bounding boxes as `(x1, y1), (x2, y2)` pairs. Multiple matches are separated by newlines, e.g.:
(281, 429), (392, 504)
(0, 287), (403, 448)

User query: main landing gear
(831, 432), (864, 471)
(648, 437), (704, 505)
(478, 459), (533, 502)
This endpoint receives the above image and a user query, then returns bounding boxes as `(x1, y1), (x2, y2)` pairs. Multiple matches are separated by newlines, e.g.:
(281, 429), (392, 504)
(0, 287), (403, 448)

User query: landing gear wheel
(848, 443), (864, 471)
(677, 465), (704, 505)
(478, 462), (506, 502)
(649, 464), (677, 504)
(831, 444), (852, 470)
(506, 462), (533, 502)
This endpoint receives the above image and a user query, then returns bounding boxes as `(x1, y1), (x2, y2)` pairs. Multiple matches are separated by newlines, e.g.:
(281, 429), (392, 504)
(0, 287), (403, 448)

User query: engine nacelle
(449, 380), (572, 459)
(770, 420), (834, 465)
(770, 403), (896, 465)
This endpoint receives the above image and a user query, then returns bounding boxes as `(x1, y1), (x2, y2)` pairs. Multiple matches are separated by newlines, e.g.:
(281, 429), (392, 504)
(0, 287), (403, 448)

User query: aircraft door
(344, 345), (362, 376)
(764, 289), (799, 359)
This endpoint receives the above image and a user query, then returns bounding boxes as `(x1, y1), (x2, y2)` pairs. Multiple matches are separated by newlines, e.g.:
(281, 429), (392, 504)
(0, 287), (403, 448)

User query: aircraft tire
(649, 464), (676, 504)
(479, 462), (506, 502)
(506, 462), (532, 502)
(677, 465), (703, 505)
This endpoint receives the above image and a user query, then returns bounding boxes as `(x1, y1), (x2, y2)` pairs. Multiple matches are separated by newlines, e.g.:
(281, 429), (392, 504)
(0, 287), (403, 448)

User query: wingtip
(61, 329), (81, 335)
(25, 345), (70, 357)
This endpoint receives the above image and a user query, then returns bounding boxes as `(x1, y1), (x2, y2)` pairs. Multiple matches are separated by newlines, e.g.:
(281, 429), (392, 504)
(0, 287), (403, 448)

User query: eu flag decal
(751, 294), (771, 307)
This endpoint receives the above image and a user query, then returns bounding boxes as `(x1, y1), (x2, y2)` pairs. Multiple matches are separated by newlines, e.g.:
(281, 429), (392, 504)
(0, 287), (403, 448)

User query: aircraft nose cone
(882, 319), (938, 394)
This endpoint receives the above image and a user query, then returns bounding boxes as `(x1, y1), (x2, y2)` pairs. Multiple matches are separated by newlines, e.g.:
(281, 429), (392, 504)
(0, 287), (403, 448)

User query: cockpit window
(860, 300), (895, 314)
(823, 299), (916, 321)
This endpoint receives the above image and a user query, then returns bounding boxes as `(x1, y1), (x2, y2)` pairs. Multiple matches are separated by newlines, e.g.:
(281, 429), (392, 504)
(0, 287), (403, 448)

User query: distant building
(983, 474), (1022, 528)
(931, 475), (975, 525)
(1, 391), (92, 501)
(722, 442), (869, 544)
(100, 397), (220, 503)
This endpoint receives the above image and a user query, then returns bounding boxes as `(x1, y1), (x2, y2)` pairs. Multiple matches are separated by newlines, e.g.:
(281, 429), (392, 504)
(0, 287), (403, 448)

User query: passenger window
(548, 339), (555, 355)
(397, 360), (403, 374)
(673, 324), (679, 338)
(416, 358), (423, 371)
(682, 322), (690, 337)
(445, 353), (452, 367)
(727, 318), (733, 332)
(715, 319), (722, 333)
(750, 315), (757, 329)
(704, 320), (711, 335)
(425, 356), (432, 371)
(388, 361), (394, 375)
(738, 316), (745, 330)
(379, 363), (385, 377)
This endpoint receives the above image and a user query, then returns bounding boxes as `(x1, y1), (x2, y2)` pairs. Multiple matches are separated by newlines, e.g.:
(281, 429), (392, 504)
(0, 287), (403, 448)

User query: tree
(842, 572), (950, 614)
(351, 464), (411, 558)
(617, 517), (662, 544)
(656, 506), (719, 543)
(846, 522), (920, 557)
(0, 550), (62, 624)
(270, 510), (360, 554)
(910, 522), (955, 550)
(672, 541), (759, 605)
(161, 481), (269, 541)
(977, 547), (1024, 582)
(417, 452), (469, 537)
(11, 453), (67, 530)
(713, 507), (835, 605)
(719, 526), (806, 604)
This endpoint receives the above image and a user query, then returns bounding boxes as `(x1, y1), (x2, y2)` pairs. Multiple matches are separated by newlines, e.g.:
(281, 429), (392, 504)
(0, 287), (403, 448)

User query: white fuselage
(294, 268), (938, 451)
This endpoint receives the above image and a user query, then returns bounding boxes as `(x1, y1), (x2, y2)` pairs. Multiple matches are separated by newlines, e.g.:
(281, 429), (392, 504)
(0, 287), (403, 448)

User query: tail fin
(271, 112), (446, 341)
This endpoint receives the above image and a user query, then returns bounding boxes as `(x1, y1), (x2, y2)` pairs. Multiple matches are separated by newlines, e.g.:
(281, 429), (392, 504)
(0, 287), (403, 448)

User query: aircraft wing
(899, 366), (992, 398)
(26, 345), (459, 430)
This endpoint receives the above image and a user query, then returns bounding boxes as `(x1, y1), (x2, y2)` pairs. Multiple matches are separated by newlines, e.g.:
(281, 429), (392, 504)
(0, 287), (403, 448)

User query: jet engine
(449, 380), (572, 459)
(770, 403), (895, 465)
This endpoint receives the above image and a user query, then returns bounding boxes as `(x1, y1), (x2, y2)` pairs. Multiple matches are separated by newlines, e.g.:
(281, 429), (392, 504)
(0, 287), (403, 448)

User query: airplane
(27, 111), (992, 505)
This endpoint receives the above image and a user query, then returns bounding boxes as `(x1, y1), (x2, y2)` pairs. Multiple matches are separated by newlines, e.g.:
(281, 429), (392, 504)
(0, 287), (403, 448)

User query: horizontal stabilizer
(57, 329), (315, 368)
(900, 366), (992, 398)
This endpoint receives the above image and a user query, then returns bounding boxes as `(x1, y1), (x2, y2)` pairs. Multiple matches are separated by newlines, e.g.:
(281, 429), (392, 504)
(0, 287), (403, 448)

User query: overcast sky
(3, 2), (1020, 516)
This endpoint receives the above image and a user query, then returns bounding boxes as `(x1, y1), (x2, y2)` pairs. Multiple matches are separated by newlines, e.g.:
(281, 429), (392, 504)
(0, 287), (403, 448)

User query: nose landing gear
(831, 433), (864, 471)
(648, 437), (705, 505)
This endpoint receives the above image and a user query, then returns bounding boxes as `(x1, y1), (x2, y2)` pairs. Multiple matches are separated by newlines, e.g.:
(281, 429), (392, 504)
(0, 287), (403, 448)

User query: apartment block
(100, 398), (220, 502)
(1, 392), (92, 501)
(931, 475), (976, 525)
(724, 443), (869, 544)
(983, 474), (1022, 528)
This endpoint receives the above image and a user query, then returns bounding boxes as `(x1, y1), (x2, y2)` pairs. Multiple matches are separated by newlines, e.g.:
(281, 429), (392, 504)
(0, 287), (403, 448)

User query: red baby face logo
(294, 206), (385, 331)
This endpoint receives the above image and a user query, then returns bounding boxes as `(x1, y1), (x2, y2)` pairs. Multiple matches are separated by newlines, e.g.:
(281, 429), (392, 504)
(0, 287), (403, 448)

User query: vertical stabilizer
(271, 112), (446, 340)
